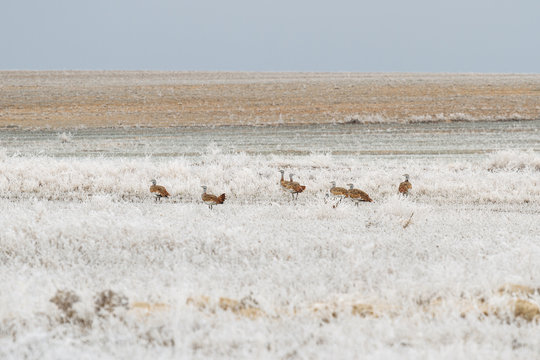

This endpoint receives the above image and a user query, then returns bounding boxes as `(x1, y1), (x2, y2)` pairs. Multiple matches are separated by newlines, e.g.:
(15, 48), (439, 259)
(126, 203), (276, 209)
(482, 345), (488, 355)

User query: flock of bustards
(150, 171), (412, 209)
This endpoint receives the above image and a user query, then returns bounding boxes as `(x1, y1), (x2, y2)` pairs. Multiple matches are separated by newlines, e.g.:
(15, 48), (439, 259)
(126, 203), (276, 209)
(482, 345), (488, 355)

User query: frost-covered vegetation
(0, 149), (538, 205)
(1, 144), (539, 358)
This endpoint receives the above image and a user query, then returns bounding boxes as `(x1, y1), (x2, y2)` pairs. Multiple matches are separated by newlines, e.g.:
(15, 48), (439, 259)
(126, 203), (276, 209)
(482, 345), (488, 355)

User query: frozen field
(1, 120), (540, 359)
(1, 120), (539, 157)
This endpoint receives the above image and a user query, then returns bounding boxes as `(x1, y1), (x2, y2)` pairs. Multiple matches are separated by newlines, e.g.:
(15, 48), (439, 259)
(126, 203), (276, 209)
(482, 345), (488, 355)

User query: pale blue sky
(1, 0), (539, 72)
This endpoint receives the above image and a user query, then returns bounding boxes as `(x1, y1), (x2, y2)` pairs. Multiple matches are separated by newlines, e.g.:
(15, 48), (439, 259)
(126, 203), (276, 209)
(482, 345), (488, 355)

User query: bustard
(279, 169), (291, 192)
(398, 174), (412, 195)
(288, 174), (306, 200)
(346, 183), (373, 205)
(149, 179), (170, 201)
(201, 185), (226, 209)
(328, 181), (348, 208)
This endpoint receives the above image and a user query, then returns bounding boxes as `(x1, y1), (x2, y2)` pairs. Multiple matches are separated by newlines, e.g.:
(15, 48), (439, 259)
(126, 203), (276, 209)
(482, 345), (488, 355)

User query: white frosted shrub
(487, 150), (540, 172)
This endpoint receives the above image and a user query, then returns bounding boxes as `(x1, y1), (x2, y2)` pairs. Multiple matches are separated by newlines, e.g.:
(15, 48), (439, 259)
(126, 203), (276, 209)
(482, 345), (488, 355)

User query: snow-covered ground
(1, 123), (539, 359)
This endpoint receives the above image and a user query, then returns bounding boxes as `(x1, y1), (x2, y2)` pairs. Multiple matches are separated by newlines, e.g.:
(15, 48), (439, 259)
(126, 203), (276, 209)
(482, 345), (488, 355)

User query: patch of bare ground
(1, 71), (539, 129)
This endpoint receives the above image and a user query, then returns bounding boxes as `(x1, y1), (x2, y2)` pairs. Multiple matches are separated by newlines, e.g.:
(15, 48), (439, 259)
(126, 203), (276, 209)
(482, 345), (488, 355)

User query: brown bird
(150, 179), (170, 201)
(398, 174), (412, 195)
(288, 174), (306, 200)
(346, 183), (373, 205)
(201, 185), (226, 209)
(328, 181), (349, 208)
(279, 169), (292, 192)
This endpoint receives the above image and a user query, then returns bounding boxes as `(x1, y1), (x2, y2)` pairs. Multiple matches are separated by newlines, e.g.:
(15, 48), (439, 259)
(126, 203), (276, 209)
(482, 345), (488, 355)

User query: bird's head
(201, 185), (207, 192)
(279, 169), (284, 174)
(346, 183), (354, 189)
(403, 174), (410, 181)
(150, 179), (157, 185)
(330, 181), (336, 187)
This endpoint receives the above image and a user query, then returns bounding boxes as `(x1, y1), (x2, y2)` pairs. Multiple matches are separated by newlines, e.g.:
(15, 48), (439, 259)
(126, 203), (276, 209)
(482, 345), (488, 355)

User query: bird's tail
(217, 193), (226, 204)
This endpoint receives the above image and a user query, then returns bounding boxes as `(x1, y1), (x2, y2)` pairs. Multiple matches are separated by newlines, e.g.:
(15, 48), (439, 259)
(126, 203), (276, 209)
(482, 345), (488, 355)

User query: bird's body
(346, 183), (373, 204)
(279, 170), (292, 193)
(201, 186), (226, 209)
(288, 174), (305, 200)
(329, 183), (349, 198)
(398, 174), (412, 195)
(150, 179), (170, 201)
(328, 181), (348, 208)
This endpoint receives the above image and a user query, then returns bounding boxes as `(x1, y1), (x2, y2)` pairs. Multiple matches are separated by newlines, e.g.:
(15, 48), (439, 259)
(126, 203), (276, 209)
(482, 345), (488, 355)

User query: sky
(1, 0), (539, 72)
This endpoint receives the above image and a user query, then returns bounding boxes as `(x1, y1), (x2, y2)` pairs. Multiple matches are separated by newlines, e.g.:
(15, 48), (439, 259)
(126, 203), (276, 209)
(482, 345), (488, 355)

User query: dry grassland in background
(1, 71), (539, 128)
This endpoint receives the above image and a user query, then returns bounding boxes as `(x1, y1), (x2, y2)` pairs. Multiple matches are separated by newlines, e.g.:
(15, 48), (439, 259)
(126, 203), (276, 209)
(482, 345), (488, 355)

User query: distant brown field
(1, 71), (539, 129)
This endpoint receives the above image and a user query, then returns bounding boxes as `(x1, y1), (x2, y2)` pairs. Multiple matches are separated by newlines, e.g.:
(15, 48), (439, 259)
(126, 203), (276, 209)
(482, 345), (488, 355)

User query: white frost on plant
(486, 149), (540, 172)
(57, 132), (73, 143)
(1, 193), (539, 358)
(342, 112), (533, 124)
(343, 114), (389, 124)
(0, 149), (539, 358)
(0, 151), (538, 205)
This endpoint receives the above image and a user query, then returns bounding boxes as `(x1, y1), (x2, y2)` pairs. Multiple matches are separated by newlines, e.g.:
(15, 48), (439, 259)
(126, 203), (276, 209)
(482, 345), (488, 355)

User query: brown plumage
(328, 181), (348, 208)
(201, 186), (226, 209)
(398, 174), (412, 195)
(279, 169), (291, 191)
(150, 179), (170, 201)
(346, 183), (373, 204)
(329, 182), (348, 197)
(288, 174), (305, 200)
